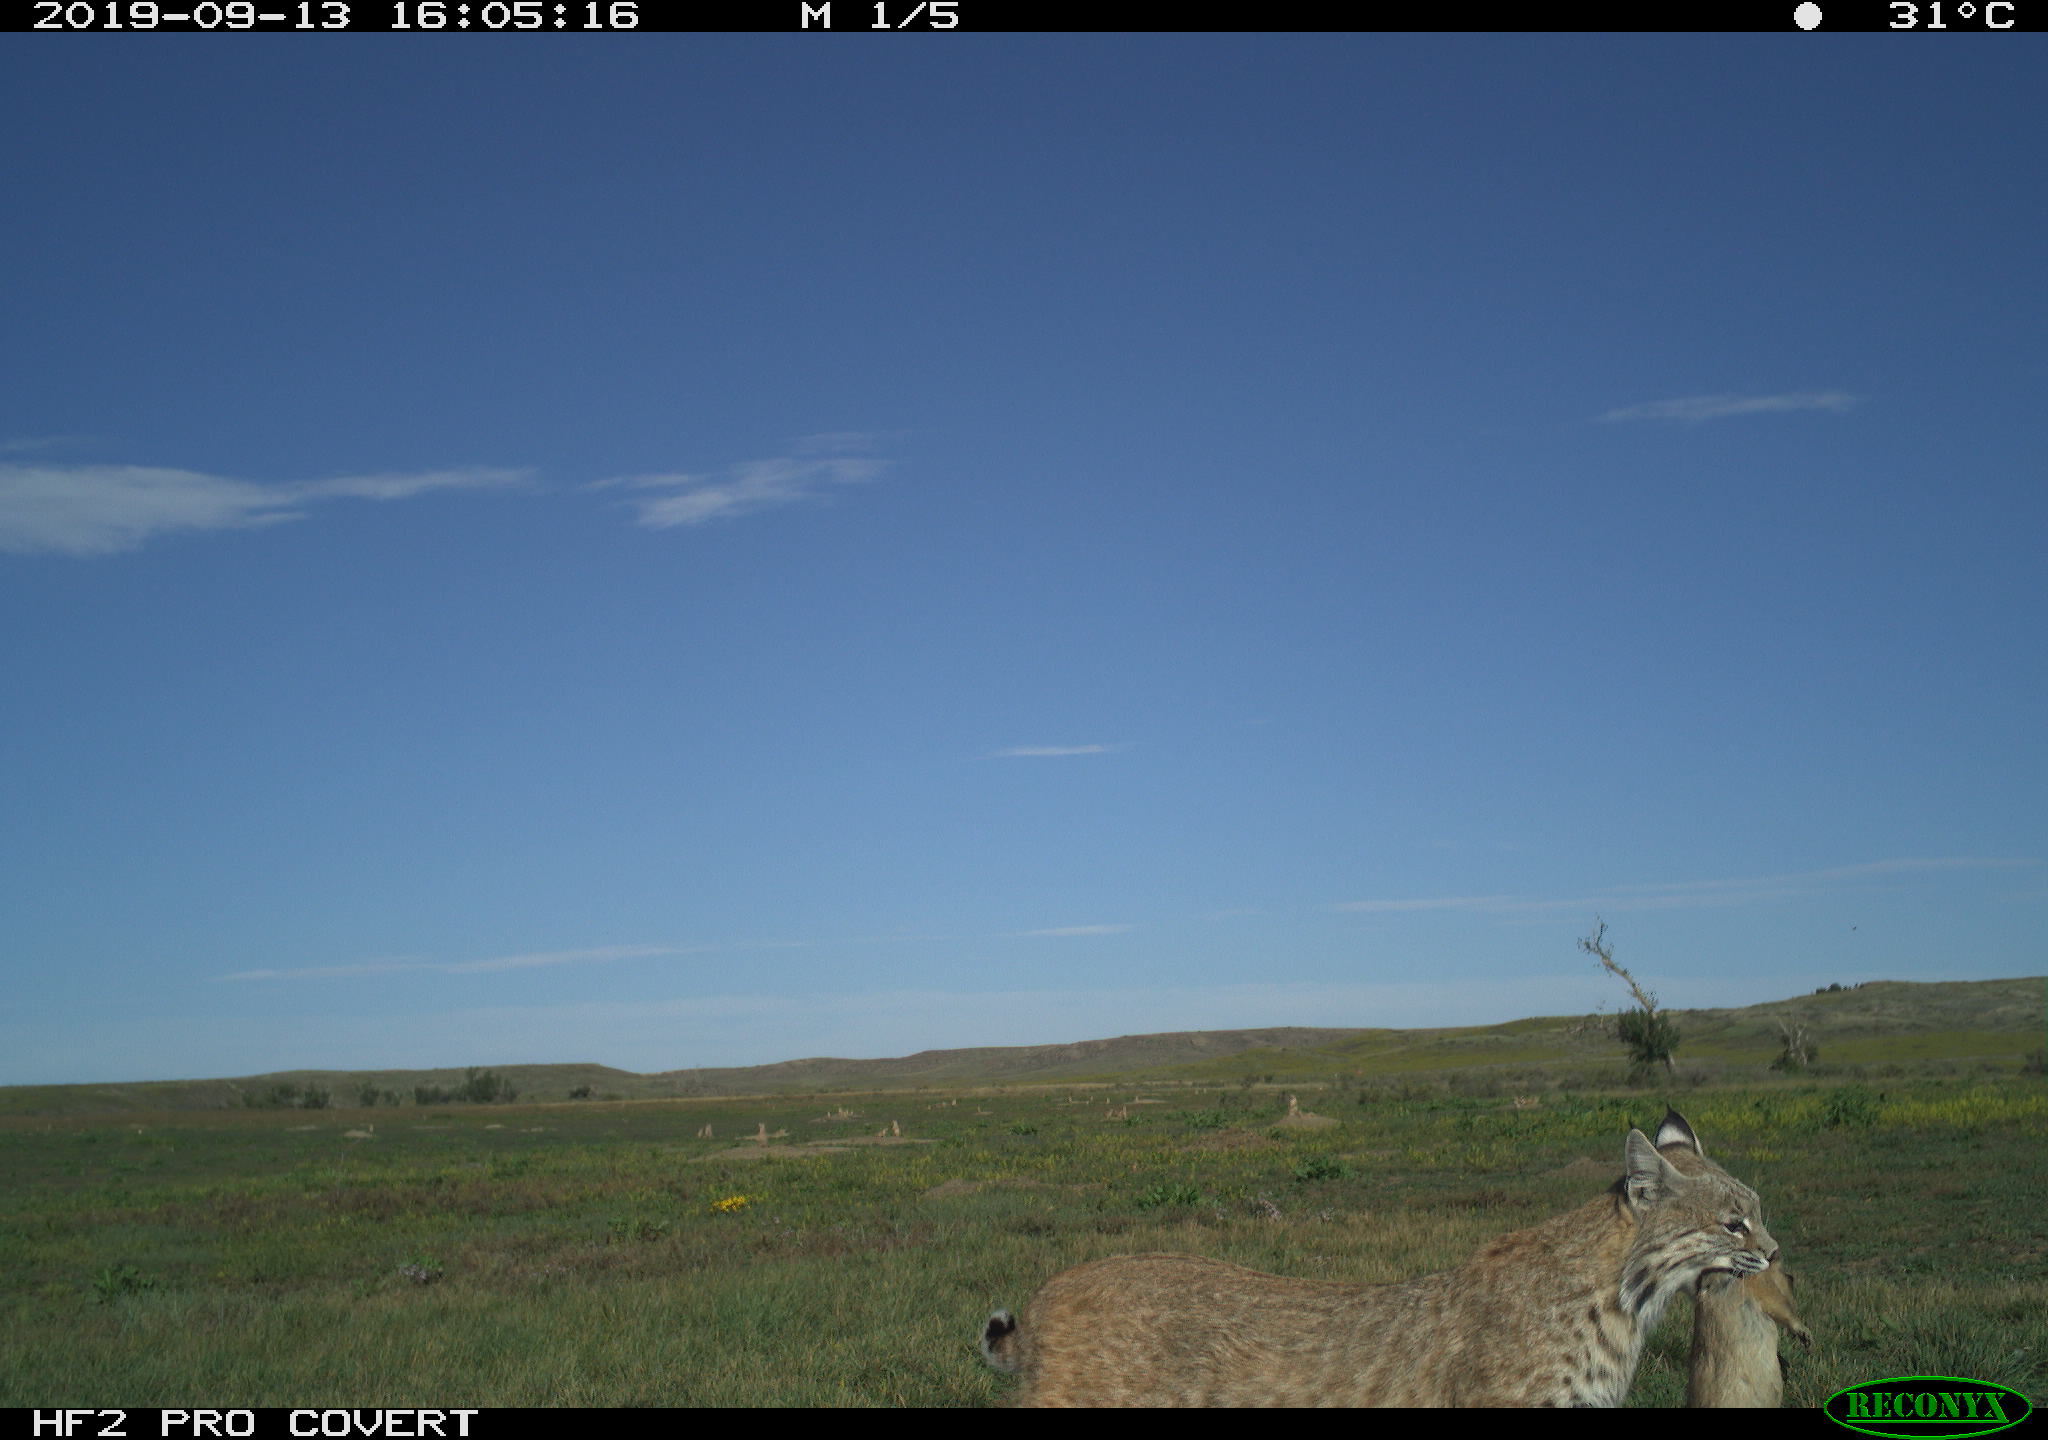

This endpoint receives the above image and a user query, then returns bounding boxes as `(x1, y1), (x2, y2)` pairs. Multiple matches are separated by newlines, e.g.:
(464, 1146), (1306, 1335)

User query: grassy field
(3, 1070), (2043, 1408)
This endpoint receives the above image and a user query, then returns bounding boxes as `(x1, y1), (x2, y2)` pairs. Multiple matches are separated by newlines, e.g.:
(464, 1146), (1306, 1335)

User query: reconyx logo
(1825, 1376), (2033, 1438)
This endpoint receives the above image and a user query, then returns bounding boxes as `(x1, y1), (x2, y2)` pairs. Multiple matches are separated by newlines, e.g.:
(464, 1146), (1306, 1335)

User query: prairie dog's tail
(980, 1310), (1022, 1372)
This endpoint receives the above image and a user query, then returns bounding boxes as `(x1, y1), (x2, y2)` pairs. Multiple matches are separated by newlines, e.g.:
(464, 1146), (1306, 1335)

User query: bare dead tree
(1771, 1017), (1817, 1072)
(1580, 918), (1680, 1081)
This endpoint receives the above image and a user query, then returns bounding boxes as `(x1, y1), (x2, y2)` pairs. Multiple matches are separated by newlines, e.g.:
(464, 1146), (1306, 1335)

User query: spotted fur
(980, 1110), (1775, 1407)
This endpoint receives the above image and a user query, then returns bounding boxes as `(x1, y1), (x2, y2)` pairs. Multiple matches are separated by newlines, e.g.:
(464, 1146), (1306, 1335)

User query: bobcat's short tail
(980, 1310), (1022, 1372)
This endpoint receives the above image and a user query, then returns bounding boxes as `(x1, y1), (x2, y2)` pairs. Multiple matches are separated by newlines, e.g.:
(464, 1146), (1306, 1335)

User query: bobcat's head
(1618, 1110), (1776, 1317)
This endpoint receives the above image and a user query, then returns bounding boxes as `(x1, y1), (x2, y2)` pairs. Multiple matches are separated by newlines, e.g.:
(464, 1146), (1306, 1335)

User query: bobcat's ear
(1653, 1108), (1703, 1157)
(1623, 1128), (1681, 1209)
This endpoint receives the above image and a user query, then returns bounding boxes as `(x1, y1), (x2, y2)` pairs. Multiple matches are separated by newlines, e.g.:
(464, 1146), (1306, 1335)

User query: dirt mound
(1272, 1112), (1339, 1130)
(1269, 1093), (1339, 1129)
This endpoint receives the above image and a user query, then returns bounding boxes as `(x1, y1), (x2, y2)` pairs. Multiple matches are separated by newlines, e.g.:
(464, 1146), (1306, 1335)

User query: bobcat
(981, 1110), (1774, 1407)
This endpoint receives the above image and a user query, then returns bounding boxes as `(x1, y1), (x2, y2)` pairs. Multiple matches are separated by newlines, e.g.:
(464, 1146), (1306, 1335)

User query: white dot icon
(1794, 1), (1822, 24)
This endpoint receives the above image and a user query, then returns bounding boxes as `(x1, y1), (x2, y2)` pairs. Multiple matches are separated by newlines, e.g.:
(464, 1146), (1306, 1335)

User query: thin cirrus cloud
(215, 925), (1123, 983)
(590, 439), (886, 530)
(989, 744), (1119, 758)
(0, 434), (97, 455)
(1335, 857), (2040, 918)
(216, 943), (730, 983)
(1014, 924), (1138, 938)
(1596, 391), (1859, 424)
(0, 463), (531, 557)
(1334, 895), (1523, 914)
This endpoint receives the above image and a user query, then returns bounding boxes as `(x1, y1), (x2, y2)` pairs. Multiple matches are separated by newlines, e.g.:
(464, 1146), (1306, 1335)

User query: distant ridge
(653, 1026), (1374, 1089)
(1, 975), (2039, 1117)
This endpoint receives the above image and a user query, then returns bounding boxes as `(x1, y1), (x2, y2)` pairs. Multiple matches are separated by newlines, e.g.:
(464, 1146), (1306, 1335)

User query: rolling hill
(1, 975), (2038, 1117)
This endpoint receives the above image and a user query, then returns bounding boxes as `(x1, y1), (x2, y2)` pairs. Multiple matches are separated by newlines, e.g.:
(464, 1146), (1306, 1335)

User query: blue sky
(3, 37), (2043, 1087)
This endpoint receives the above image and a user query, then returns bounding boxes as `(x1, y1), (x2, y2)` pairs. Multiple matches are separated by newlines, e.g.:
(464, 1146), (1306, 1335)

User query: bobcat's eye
(1722, 1218), (1750, 1235)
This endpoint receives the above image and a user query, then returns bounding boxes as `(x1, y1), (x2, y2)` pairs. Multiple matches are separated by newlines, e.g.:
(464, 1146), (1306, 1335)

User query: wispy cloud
(216, 944), (716, 983)
(989, 744), (1119, 758)
(219, 925), (1133, 984)
(1597, 391), (1859, 424)
(1596, 857), (2039, 896)
(1335, 895), (1522, 914)
(592, 436), (886, 529)
(0, 435), (98, 456)
(1337, 857), (2039, 918)
(0, 463), (530, 556)
(1014, 924), (1138, 938)
(288, 471), (531, 503)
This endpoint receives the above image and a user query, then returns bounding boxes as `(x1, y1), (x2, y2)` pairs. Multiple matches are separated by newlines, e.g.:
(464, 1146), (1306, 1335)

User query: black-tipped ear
(980, 1311), (1022, 1373)
(1653, 1108), (1703, 1156)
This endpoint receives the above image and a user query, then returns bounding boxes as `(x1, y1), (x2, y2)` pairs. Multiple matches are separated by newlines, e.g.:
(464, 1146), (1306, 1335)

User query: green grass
(2, 1074), (2043, 1407)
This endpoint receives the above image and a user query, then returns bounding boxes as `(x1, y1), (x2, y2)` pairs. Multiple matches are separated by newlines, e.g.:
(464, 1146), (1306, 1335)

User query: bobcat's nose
(1767, 1246), (1781, 1264)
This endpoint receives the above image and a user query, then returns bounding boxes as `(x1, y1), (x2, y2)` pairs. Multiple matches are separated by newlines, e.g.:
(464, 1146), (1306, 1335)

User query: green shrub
(1615, 1008), (1681, 1082)
(1821, 1086), (1883, 1129)
(90, 1265), (156, 1304)
(457, 1067), (518, 1104)
(1133, 1183), (1204, 1209)
(410, 1069), (519, 1106)
(1291, 1155), (1347, 1183)
(244, 1083), (331, 1109)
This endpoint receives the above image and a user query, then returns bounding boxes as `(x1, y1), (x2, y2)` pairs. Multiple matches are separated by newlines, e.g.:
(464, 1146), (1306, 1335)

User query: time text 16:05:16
(33, 0), (641, 27)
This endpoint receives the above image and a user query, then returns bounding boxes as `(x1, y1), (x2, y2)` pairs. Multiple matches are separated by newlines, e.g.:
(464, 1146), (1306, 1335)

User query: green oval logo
(1824, 1376), (2033, 1438)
